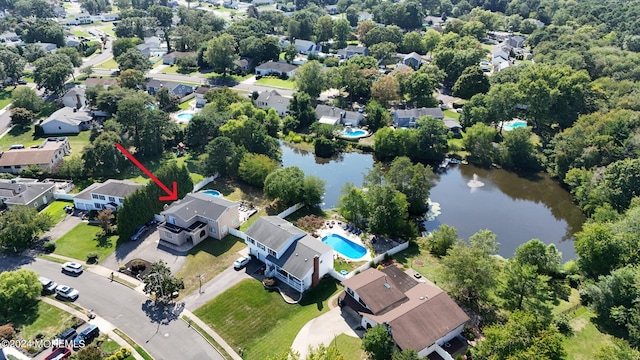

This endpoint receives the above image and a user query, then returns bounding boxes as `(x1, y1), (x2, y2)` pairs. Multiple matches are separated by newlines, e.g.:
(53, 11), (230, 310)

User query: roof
(342, 45), (367, 53)
(294, 39), (316, 49)
(0, 148), (58, 167)
(255, 61), (297, 73)
(161, 192), (238, 223)
(257, 90), (290, 107)
(195, 86), (214, 95)
(266, 235), (332, 279)
(245, 216), (306, 253)
(4, 182), (55, 205)
(394, 107), (444, 120)
(63, 87), (85, 98)
(146, 79), (181, 90)
(74, 179), (144, 200)
(404, 52), (422, 61)
(343, 268), (409, 314)
(136, 44), (151, 51)
(443, 118), (461, 129)
(315, 105), (361, 121)
(85, 77), (117, 87)
(163, 51), (196, 59)
(42, 107), (92, 127)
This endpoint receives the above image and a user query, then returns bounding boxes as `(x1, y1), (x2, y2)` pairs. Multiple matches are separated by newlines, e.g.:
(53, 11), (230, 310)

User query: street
(17, 258), (225, 360)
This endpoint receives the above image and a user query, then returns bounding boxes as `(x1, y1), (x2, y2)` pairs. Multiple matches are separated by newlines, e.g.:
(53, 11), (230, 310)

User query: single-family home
(162, 51), (196, 65)
(316, 104), (363, 126)
(73, 179), (144, 211)
(53, 6), (67, 18)
(337, 45), (369, 59)
(0, 32), (19, 42)
(358, 11), (373, 21)
(136, 43), (151, 57)
(325, 5), (338, 14)
(0, 138), (70, 174)
(340, 267), (470, 359)
(506, 35), (525, 49)
(40, 108), (92, 135)
(492, 43), (512, 61)
(61, 87), (86, 109)
(244, 216), (334, 293)
(65, 36), (80, 47)
(100, 13), (120, 22)
(223, 1), (240, 9)
(294, 39), (321, 55)
(255, 90), (290, 117)
(252, 0), (273, 5)
(85, 77), (118, 88)
(443, 118), (462, 136)
(279, 4), (295, 12)
(423, 15), (445, 27)
(392, 107), (444, 127)
(145, 80), (195, 97)
(0, 178), (56, 209)
(492, 57), (511, 72)
(255, 61), (298, 77)
(159, 193), (240, 247)
(36, 42), (58, 52)
(234, 58), (251, 73)
(402, 52), (422, 70)
(73, 13), (93, 24)
(194, 86), (214, 108)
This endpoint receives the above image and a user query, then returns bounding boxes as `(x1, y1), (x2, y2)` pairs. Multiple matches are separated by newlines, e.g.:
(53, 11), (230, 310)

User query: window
(248, 237), (255, 245)
(98, 195), (106, 200)
(346, 288), (354, 296)
(199, 229), (206, 238)
(168, 217), (176, 225)
(268, 249), (276, 257)
(258, 243), (266, 251)
(108, 196), (115, 202)
(91, 194), (99, 200)
(210, 226), (217, 235)
(165, 231), (172, 239)
(94, 203), (101, 209)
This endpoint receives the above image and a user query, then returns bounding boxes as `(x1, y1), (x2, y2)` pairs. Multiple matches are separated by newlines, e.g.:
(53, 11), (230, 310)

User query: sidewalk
(40, 297), (147, 360)
(182, 309), (242, 360)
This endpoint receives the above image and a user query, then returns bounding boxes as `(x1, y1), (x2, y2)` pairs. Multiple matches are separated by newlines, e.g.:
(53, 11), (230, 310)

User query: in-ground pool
(201, 189), (221, 197)
(177, 113), (194, 121)
(341, 128), (369, 139)
(503, 120), (527, 131)
(322, 233), (367, 259)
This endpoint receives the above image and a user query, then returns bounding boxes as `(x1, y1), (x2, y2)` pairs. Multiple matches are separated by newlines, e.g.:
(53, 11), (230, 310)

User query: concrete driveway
(41, 213), (82, 242)
(290, 307), (361, 358)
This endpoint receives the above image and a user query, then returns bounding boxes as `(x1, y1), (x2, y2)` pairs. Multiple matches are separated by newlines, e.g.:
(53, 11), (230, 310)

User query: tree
(116, 48), (152, 72)
(452, 65), (490, 99)
(33, 53), (73, 95)
(284, 44), (298, 63)
(415, 116), (449, 162)
(302, 176), (325, 207)
(498, 127), (538, 170)
(22, 19), (65, 47)
(401, 32), (425, 54)
(74, 345), (103, 360)
(333, 19), (351, 48)
(369, 42), (398, 65)
(96, 209), (114, 235)
(403, 68), (442, 107)
(426, 224), (458, 258)
(80, 65), (94, 78)
(338, 183), (370, 229)
(138, 110), (175, 158)
(204, 34), (239, 75)
(10, 107), (35, 128)
(595, 339), (640, 360)
(364, 101), (392, 131)
(423, 29), (442, 54)
(156, 87), (178, 112)
(289, 92), (316, 128)
(56, 47), (82, 67)
(117, 69), (146, 89)
(463, 123), (496, 167)
(294, 61), (326, 99)
(362, 324), (395, 360)
(203, 136), (237, 177)
(148, 5), (173, 51)
(0, 270), (42, 322)
(367, 185), (414, 239)
(392, 349), (419, 360)
(0, 49), (26, 86)
(112, 37), (143, 58)
(314, 15), (333, 43)
(371, 76), (400, 106)
(238, 153), (279, 187)
(0, 206), (52, 252)
(143, 260), (185, 304)
(264, 166), (304, 206)
(82, 131), (125, 177)
(497, 261), (551, 316)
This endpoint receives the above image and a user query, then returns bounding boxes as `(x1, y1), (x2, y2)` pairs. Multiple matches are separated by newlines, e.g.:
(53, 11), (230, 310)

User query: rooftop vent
(383, 283), (391, 289)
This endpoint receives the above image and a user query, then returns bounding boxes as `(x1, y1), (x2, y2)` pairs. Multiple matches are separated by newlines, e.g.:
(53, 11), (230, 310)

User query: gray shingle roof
(42, 107), (92, 127)
(74, 179), (143, 200)
(266, 235), (332, 279)
(394, 107), (444, 120)
(255, 61), (297, 73)
(245, 216), (306, 253)
(162, 192), (238, 222)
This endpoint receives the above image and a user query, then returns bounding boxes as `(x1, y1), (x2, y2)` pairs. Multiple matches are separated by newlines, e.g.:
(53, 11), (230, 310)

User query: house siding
(41, 120), (80, 135)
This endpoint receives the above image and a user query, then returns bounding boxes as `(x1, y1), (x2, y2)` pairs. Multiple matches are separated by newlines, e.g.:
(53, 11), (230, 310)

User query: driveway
(291, 307), (361, 358)
(41, 214), (82, 242)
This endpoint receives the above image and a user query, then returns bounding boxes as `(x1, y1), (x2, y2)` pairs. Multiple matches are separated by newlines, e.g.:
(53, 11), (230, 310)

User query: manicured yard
(98, 26), (116, 37)
(0, 124), (92, 154)
(174, 234), (246, 300)
(0, 88), (13, 109)
(41, 201), (72, 224)
(71, 29), (91, 38)
(54, 223), (119, 263)
(443, 109), (461, 120)
(330, 334), (366, 360)
(206, 72), (252, 83)
(159, 66), (198, 75)
(178, 99), (192, 110)
(255, 77), (296, 89)
(562, 307), (612, 359)
(119, 153), (204, 185)
(393, 242), (445, 285)
(95, 57), (119, 69)
(194, 278), (341, 360)
(17, 302), (76, 341)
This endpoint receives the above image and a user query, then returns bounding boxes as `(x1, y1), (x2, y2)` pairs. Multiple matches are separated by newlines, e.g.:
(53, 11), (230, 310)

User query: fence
(53, 193), (75, 201)
(330, 241), (410, 280)
(277, 203), (304, 218)
(229, 227), (247, 241)
(192, 174), (218, 193)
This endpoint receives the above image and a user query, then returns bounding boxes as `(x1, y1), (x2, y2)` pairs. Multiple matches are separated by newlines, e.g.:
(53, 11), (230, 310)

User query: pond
(280, 142), (585, 260)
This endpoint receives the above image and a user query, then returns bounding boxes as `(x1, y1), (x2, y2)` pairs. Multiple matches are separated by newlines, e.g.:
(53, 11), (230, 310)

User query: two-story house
(316, 105), (364, 126)
(337, 45), (369, 59)
(255, 90), (290, 117)
(392, 107), (444, 128)
(73, 179), (144, 211)
(0, 138), (70, 174)
(244, 217), (334, 293)
(158, 193), (240, 247)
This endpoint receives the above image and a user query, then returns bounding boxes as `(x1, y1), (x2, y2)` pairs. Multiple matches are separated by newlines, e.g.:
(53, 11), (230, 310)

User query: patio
(315, 221), (373, 262)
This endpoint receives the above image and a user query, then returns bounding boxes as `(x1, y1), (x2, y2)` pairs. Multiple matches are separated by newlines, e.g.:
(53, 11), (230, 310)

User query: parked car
(74, 324), (99, 348)
(130, 225), (148, 241)
(39, 276), (58, 294)
(55, 285), (79, 301)
(44, 346), (71, 360)
(61, 261), (83, 274)
(16, 79), (27, 85)
(233, 256), (250, 270)
(58, 328), (77, 342)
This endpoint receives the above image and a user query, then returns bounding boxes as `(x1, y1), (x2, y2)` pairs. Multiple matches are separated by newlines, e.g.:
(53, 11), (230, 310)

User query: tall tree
(238, 153), (279, 187)
(0, 49), (26, 86)
(142, 260), (185, 304)
(116, 48), (152, 72)
(0, 270), (42, 322)
(0, 207), (52, 252)
(203, 137), (237, 177)
(362, 324), (395, 360)
(33, 53), (73, 95)
(82, 131), (125, 177)
(426, 224), (458, 258)
(204, 34), (239, 75)
(452, 65), (490, 99)
(11, 87), (42, 113)
(294, 61), (326, 99)
(338, 183), (370, 229)
(289, 92), (316, 128)
(497, 261), (552, 316)
(302, 176), (325, 207)
(463, 123), (496, 167)
(117, 69), (146, 89)
(264, 166), (305, 206)
(371, 76), (400, 106)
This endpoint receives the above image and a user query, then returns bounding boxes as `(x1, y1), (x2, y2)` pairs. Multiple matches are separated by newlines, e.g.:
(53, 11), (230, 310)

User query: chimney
(311, 255), (320, 287)
(75, 94), (82, 110)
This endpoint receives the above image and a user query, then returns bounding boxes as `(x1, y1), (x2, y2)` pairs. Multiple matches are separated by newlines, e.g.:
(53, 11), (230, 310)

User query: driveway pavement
(41, 214), (83, 242)
(290, 307), (361, 358)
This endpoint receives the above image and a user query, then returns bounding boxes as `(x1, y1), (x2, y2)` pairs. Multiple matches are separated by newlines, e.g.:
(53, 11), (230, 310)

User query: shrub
(44, 242), (56, 253)
(463, 325), (475, 341)
(554, 314), (574, 336)
(87, 252), (99, 263)
(296, 215), (325, 233)
(263, 278), (276, 287)
(131, 260), (146, 272)
(0, 323), (15, 340)
(116, 349), (125, 359)
(376, 264), (384, 270)
(120, 348), (131, 357)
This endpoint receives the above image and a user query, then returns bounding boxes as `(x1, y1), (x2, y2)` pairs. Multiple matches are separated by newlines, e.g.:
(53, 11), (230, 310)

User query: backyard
(392, 242), (445, 285)
(0, 124), (91, 154)
(53, 222), (119, 263)
(194, 278), (340, 360)
(13, 301), (76, 342)
(41, 201), (72, 224)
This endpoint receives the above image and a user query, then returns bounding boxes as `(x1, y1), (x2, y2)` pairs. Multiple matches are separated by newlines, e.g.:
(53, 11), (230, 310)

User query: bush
(120, 348), (131, 357)
(263, 278), (276, 287)
(554, 314), (574, 336)
(0, 323), (15, 340)
(296, 215), (325, 233)
(87, 252), (99, 263)
(131, 260), (146, 272)
(44, 241), (56, 253)
(463, 325), (475, 341)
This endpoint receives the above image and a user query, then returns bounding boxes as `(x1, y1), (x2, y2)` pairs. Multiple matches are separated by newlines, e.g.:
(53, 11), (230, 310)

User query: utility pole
(198, 274), (204, 294)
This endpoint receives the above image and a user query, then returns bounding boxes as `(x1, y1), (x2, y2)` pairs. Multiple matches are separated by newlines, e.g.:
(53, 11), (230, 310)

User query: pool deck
(316, 222), (372, 262)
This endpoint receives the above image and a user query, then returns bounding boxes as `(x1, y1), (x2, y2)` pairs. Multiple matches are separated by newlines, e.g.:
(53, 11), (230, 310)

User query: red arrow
(115, 143), (178, 201)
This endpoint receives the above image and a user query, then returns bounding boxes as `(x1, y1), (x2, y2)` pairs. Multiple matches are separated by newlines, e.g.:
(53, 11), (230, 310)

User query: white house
(255, 90), (290, 117)
(100, 13), (120, 21)
(0, 31), (19, 42)
(255, 61), (298, 77)
(61, 87), (86, 109)
(340, 267), (470, 359)
(73, 179), (144, 211)
(194, 86), (213, 108)
(392, 107), (444, 127)
(36, 42), (58, 52)
(244, 217), (334, 293)
(40, 108), (92, 135)
(316, 104), (363, 126)
(252, 0), (273, 5)
(0, 178), (56, 210)
(337, 45), (369, 59)
(0, 138), (70, 174)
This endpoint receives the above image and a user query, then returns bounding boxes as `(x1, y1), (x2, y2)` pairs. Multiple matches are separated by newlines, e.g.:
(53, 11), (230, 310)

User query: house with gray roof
(402, 52), (423, 70)
(316, 104), (363, 126)
(41, 107), (92, 135)
(255, 61), (298, 77)
(392, 107), (444, 127)
(294, 39), (321, 55)
(337, 45), (369, 59)
(255, 90), (290, 117)
(244, 216), (334, 293)
(0, 178), (56, 210)
(73, 179), (144, 211)
(158, 193), (240, 247)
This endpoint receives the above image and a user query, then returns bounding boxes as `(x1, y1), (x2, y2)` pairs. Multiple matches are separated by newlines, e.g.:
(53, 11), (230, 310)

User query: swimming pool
(201, 189), (221, 197)
(503, 120), (527, 131)
(177, 113), (194, 121)
(341, 128), (369, 139)
(322, 233), (367, 259)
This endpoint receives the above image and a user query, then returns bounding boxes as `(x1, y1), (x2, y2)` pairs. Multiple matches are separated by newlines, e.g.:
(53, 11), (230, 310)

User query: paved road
(18, 259), (225, 360)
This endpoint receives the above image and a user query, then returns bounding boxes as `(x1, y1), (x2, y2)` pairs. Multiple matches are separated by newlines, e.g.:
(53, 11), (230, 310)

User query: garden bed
(120, 258), (152, 279)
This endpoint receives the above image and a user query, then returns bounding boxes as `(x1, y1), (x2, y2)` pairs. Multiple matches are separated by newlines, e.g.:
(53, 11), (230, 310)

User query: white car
(62, 261), (83, 274)
(233, 256), (250, 270)
(39, 276), (57, 293)
(55, 285), (79, 301)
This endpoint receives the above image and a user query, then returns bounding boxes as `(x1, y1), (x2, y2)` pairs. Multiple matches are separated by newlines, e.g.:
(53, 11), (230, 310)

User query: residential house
(358, 11), (373, 21)
(65, 36), (80, 47)
(294, 39), (321, 55)
(255, 61), (298, 77)
(392, 107), (444, 127)
(0, 32), (19, 42)
(53, 6), (67, 18)
(316, 104), (363, 126)
(506, 35), (525, 49)
(244, 216), (334, 293)
(0, 178), (56, 209)
(234, 58), (251, 73)
(145, 80), (195, 97)
(61, 87), (86, 109)
(443, 118), (462, 136)
(162, 51), (196, 65)
(159, 193), (240, 247)
(136, 43), (151, 57)
(194, 86), (214, 108)
(85, 77), (118, 88)
(340, 267), (470, 359)
(492, 43), (511, 61)
(73, 179), (144, 211)
(255, 90), (290, 117)
(337, 45), (369, 59)
(36, 42), (58, 52)
(423, 15), (445, 27)
(223, 1), (240, 9)
(252, 0), (273, 5)
(100, 13), (120, 21)
(402, 52), (422, 70)
(40, 108), (92, 135)
(0, 138), (70, 174)
(324, 5), (338, 14)
(492, 57), (511, 72)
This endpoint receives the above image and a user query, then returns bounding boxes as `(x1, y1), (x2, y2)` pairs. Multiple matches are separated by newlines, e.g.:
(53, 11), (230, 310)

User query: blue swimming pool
(342, 129), (368, 138)
(201, 189), (221, 197)
(177, 113), (194, 121)
(503, 120), (527, 131)
(322, 233), (367, 259)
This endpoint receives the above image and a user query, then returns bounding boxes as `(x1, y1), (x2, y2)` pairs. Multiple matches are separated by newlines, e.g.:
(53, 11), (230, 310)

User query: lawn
(194, 278), (341, 360)
(443, 109), (461, 120)
(95, 57), (119, 69)
(160, 66), (198, 75)
(53, 223), (119, 263)
(118, 153), (204, 185)
(0, 124), (92, 154)
(15, 302), (76, 341)
(393, 242), (445, 285)
(98, 26), (116, 37)
(0, 88), (13, 109)
(562, 307), (612, 359)
(178, 99), (192, 110)
(71, 29), (91, 38)
(41, 201), (72, 224)
(255, 77), (296, 89)
(206, 72), (252, 83)
(330, 334), (365, 360)
(174, 234), (247, 300)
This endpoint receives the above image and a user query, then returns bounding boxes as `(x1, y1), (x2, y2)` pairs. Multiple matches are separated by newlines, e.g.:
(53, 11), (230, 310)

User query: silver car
(55, 285), (79, 301)
(39, 276), (58, 293)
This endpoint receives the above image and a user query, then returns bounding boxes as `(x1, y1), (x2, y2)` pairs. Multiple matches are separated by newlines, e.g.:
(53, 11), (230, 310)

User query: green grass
(206, 72), (252, 82)
(330, 334), (365, 360)
(38, 254), (68, 264)
(98, 26), (116, 37)
(95, 57), (119, 69)
(41, 201), (72, 224)
(212, 6), (237, 13)
(15, 302), (76, 341)
(393, 242), (445, 285)
(178, 99), (192, 110)
(175, 234), (246, 300)
(160, 65), (198, 75)
(194, 278), (341, 360)
(181, 315), (233, 360)
(100, 336), (122, 353)
(53, 223), (119, 263)
(71, 29), (91, 38)
(443, 109), (461, 120)
(0, 88), (13, 109)
(112, 329), (153, 360)
(0, 124), (92, 154)
(334, 258), (367, 273)
(114, 152), (204, 184)
(255, 77), (296, 89)
(562, 307), (612, 359)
